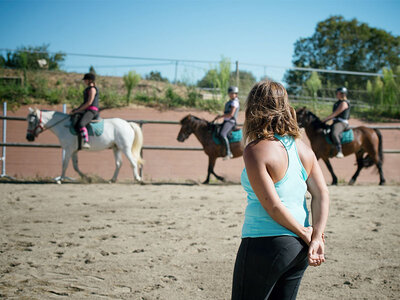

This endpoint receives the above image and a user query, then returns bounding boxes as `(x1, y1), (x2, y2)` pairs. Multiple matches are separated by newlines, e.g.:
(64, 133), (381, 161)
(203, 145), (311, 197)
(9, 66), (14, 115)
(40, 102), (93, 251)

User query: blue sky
(1, 0), (399, 83)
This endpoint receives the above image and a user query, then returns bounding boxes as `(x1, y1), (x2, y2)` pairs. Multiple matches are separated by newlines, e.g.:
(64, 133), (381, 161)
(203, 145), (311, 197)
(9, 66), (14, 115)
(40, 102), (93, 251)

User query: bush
(100, 89), (125, 108)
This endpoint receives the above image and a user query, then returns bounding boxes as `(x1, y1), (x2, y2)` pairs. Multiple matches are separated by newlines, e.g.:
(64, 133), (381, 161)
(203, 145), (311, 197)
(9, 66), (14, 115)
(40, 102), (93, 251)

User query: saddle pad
(69, 119), (104, 136)
(212, 129), (243, 145)
(325, 129), (354, 145)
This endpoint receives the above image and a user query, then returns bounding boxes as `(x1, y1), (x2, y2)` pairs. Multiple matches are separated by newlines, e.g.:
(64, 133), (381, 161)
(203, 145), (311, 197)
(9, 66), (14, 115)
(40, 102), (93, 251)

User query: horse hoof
(379, 181), (386, 186)
(349, 179), (355, 185)
(202, 180), (210, 184)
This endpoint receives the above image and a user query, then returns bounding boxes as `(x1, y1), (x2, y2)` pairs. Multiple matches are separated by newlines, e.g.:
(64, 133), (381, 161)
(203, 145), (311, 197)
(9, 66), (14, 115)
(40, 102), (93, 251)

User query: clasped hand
(303, 226), (325, 267)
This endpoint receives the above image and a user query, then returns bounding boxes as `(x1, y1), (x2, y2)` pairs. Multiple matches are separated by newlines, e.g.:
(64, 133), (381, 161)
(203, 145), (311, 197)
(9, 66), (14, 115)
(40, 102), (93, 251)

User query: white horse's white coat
(26, 108), (144, 182)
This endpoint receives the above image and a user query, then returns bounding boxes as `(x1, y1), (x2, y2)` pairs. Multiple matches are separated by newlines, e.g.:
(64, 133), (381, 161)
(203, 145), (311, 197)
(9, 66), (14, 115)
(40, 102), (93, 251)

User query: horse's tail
(362, 128), (383, 168)
(129, 122), (144, 166)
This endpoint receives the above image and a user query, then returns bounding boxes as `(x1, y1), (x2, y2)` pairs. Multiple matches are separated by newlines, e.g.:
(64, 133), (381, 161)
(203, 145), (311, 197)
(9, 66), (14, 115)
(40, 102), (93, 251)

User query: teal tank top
(241, 134), (310, 238)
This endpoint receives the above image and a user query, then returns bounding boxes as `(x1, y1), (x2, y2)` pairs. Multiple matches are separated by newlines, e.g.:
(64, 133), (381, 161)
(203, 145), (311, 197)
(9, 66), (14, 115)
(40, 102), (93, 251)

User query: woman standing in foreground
(231, 81), (329, 300)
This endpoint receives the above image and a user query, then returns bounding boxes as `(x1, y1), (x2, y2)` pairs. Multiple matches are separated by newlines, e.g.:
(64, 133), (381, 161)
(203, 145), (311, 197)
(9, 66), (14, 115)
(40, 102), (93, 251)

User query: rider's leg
(219, 121), (235, 159)
(331, 121), (346, 158)
(78, 111), (95, 149)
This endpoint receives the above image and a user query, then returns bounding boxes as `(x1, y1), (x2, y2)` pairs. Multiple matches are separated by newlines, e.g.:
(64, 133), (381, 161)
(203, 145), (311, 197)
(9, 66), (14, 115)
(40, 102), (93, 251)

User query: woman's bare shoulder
(295, 139), (316, 174)
(244, 139), (283, 163)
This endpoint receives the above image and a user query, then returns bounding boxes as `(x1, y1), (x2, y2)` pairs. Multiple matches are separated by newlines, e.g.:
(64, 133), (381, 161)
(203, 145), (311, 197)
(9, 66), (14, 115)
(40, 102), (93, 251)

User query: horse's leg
(59, 149), (71, 181)
(377, 161), (386, 185)
(204, 155), (224, 183)
(121, 146), (142, 182)
(374, 129), (386, 185)
(203, 156), (213, 184)
(71, 150), (87, 179)
(349, 151), (364, 185)
(110, 147), (122, 183)
(323, 158), (338, 185)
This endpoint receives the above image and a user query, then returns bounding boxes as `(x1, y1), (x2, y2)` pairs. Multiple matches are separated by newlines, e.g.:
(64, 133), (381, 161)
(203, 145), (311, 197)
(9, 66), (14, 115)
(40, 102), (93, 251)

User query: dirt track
(2, 105), (400, 184)
(0, 184), (399, 299)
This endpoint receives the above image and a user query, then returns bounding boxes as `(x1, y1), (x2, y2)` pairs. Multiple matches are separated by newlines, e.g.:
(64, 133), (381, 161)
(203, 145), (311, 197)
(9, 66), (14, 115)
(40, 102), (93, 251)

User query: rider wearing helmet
(322, 87), (350, 158)
(71, 73), (100, 149)
(214, 86), (240, 160)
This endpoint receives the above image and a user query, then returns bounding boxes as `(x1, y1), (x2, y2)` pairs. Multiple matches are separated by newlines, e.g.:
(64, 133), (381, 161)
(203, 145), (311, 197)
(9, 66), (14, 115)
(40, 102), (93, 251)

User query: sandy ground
(2, 105), (400, 184)
(0, 183), (399, 299)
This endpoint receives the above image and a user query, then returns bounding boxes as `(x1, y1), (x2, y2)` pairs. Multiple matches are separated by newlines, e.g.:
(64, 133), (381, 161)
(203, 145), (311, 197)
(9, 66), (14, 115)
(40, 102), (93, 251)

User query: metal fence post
(139, 121), (143, 178)
(1, 102), (14, 179)
(62, 104), (66, 162)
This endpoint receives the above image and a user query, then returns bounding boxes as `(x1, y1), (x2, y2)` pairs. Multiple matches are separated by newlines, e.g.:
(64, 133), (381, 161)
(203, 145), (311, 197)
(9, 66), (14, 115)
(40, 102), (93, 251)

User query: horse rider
(321, 86), (350, 158)
(214, 86), (240, 160)
(71, 73), (100, 149)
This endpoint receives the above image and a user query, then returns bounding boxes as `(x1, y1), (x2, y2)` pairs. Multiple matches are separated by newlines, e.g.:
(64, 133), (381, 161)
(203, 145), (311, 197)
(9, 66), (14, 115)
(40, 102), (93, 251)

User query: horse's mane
(305, 109), (326, 130)
(180, 115), (210, 130)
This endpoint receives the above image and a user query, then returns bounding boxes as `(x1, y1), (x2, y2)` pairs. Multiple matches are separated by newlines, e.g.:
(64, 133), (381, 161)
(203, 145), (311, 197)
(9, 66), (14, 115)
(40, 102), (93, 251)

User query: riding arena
(0, 104), (399, 299)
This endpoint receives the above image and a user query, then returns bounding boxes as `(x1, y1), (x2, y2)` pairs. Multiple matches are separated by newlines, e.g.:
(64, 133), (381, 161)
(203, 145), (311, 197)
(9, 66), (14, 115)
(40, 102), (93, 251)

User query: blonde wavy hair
(243, 80), (301, 144)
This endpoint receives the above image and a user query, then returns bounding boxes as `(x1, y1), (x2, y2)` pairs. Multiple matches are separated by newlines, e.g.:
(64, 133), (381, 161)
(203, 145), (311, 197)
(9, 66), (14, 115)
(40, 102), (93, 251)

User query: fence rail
(1, 107), (400, 179)
(0, 115), (399, 153)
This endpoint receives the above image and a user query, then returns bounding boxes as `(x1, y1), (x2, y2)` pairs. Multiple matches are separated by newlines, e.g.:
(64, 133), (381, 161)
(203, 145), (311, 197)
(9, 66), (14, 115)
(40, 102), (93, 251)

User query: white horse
(26, 108), (144, 183)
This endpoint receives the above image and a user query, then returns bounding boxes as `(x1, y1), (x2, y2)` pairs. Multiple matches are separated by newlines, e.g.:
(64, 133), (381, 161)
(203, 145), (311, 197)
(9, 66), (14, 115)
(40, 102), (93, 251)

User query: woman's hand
(308, 237), (325, 267)
(301, 226), (313, 245)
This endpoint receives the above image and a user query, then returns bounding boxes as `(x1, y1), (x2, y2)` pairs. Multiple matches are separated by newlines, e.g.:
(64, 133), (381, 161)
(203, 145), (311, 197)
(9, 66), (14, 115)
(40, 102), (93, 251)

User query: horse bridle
(27, 110), (45, 137)
(27, 110), (70, 137)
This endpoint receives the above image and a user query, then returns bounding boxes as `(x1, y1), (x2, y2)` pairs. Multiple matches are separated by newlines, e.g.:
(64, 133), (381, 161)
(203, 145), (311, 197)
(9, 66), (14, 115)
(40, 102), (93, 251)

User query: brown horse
(177, 114), (244, 184)
(296, 107), (385, 185)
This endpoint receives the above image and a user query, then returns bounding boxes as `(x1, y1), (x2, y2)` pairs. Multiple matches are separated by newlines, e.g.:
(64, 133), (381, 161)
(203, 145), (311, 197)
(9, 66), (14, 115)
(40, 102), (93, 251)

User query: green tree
(305, 71), (322, 110)
(198, 61), (257, 98)
(228, 70), (257, 94)
(123, 70), (141, 104)
(305, 71), (322, 98)
(89, 65), (97, 75)
(1, 44), (65, 70)
(284, 16), (400, 95)
(145, 71), (169, 82)
(367, 66), (400, 116)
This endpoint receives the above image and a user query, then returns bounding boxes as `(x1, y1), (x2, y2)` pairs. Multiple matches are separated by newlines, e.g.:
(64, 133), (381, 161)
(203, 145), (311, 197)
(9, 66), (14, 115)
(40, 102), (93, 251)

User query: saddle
(211, 123), (242, 145)
(68, 118), (105, 137)
(323, 127), (354, 145)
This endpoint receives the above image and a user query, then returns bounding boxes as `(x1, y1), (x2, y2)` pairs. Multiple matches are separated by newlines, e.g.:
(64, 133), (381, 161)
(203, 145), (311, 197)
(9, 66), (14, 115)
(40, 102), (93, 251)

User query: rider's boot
(222, 137), (233, 160)
(336, 145), (344, 158)
(80, 127), (91, 150)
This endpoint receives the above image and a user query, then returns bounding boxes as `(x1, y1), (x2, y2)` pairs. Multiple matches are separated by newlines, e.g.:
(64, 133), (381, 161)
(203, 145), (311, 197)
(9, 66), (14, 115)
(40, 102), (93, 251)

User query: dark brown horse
(177, 114), (244, 184)
(296, 107), (385, 185)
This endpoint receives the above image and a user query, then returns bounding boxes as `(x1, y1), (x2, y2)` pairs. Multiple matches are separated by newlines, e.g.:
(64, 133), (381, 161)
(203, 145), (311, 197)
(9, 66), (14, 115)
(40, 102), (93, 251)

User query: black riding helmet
(336, 87), (348, 94)
(82, 73), (96, 81)
(228, 86), (239, 94)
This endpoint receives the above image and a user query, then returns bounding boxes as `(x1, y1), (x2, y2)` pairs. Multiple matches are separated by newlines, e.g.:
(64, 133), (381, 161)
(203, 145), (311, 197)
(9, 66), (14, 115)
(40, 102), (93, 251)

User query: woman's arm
(244, 142), (313, 244)
(306, 154), (330, 266)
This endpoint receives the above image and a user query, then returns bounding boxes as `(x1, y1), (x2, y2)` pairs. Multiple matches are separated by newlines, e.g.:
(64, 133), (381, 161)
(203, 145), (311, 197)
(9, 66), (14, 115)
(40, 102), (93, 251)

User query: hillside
(0, 68), (221, 111)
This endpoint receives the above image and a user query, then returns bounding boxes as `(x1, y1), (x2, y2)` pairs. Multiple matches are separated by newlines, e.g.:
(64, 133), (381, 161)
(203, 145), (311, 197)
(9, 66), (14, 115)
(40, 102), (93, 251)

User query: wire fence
(1, 101), (400, 180)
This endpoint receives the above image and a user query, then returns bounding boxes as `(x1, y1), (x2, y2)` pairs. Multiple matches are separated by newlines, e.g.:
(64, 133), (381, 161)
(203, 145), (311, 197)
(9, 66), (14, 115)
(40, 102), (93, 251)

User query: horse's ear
(28, 107), (34, 113)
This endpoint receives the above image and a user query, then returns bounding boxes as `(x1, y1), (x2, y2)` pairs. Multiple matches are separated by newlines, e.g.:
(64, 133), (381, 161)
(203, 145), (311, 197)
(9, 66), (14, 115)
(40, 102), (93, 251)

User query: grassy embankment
(0, 68), (398, 122)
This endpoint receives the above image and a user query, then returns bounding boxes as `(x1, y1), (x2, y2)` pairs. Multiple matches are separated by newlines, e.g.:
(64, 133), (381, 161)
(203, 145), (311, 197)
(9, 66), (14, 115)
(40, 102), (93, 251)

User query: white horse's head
(26, 107), (43, 141)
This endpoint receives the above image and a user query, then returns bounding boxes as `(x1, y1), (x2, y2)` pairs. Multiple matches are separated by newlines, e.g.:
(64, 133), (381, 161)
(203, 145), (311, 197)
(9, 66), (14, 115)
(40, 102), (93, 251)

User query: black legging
(232, 236), (308, 300)
(75, 110), (97, 130)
